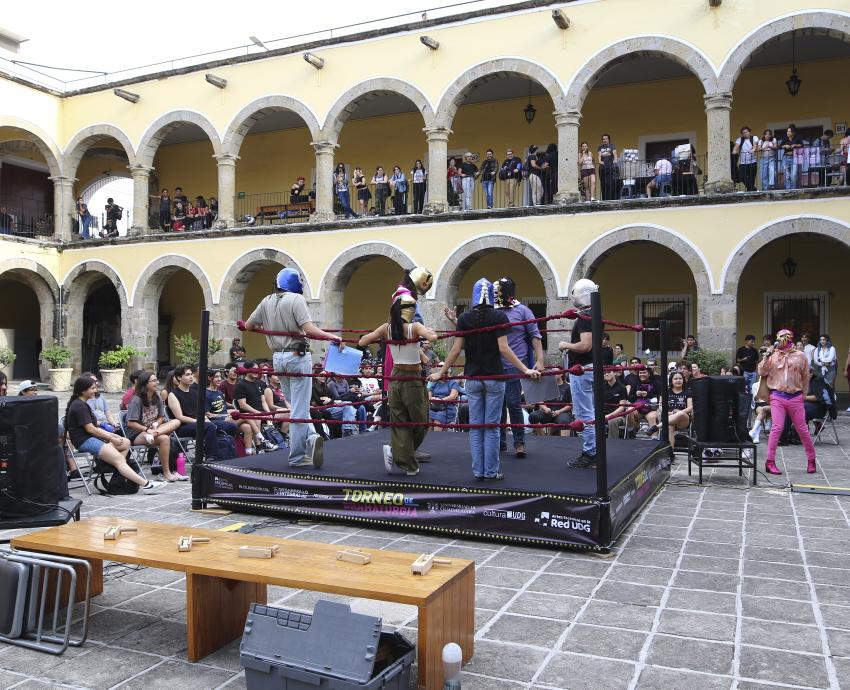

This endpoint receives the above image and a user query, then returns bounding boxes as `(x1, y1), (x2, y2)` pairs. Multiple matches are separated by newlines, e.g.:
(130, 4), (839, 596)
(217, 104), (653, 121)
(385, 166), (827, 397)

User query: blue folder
(323, 346), (364, 376)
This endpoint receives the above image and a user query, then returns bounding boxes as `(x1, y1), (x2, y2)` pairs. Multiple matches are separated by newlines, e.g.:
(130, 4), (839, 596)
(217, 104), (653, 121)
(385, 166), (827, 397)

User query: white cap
(18, 380), (38, 394)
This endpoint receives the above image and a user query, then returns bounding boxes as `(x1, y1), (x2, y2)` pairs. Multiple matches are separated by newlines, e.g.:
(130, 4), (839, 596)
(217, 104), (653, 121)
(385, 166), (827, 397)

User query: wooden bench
(12, 517), (473, 690)
(256, 200), (315, 224)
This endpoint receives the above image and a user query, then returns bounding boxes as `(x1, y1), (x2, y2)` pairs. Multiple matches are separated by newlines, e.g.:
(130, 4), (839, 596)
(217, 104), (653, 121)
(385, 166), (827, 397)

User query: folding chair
(812, 383), (840, 446)
(63, 437), (95, 496)
(118, 411), (151, 469)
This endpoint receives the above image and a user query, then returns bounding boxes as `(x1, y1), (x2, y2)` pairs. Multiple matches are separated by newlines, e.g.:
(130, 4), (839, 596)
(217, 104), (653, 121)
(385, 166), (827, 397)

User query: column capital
(423, 126), (452, 142)
(310, 140), (337, 155)
(128, 163), (154, 176)
(48, 175), (75, 187)
(554, 110), (582, 127)
(213, 153), (240, 165)
(703, 92), (733, 112)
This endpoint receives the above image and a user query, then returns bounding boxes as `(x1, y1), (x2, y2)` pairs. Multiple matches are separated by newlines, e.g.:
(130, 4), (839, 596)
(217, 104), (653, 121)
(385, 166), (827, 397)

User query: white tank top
(388, 324), (420, 365)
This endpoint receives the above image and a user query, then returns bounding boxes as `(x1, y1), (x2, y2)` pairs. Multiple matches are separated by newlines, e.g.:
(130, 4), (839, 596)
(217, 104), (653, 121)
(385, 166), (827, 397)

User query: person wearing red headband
(757, 329), (817, 474)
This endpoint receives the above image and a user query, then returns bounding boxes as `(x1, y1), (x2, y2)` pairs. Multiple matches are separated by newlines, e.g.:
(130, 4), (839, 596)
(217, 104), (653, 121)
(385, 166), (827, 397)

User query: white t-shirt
(359, 377), (381, 396)
(655, 159), (672, 175)
(735, 136), (760, 165)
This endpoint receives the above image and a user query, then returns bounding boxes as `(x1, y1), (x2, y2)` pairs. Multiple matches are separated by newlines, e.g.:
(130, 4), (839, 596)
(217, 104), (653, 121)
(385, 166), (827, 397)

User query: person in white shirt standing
(800, 332), (816, 366)
(733, 126), (760, 192)
(813, 334), (838, 387)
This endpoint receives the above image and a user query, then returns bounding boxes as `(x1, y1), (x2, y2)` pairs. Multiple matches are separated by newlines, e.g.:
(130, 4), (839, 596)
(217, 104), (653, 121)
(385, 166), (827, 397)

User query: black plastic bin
(240, 599), (415, 689)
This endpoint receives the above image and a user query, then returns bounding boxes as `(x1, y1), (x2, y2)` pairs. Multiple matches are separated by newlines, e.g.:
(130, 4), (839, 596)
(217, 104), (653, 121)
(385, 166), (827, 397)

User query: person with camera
(102, 197), (122, 238)
(758, 329), (817, 474)
(479, 149), (499, 209)
(76, 196), (92, 239)
(733, 126), (760, 192)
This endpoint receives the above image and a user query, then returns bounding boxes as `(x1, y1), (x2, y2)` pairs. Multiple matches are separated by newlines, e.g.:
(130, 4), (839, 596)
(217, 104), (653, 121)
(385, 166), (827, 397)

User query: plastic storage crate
(241, 599), (415, 690)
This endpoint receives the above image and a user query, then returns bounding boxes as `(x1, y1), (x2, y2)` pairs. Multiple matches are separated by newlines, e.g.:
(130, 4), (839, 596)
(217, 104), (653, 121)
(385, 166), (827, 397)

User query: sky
(0, 0), (507, 88)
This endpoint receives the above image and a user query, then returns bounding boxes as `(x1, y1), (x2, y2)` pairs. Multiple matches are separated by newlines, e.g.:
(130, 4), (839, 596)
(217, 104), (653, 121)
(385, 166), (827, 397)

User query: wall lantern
(782, 256), (797, 278)
(523, 81), (536, 125)
(786, 32), (802, 97)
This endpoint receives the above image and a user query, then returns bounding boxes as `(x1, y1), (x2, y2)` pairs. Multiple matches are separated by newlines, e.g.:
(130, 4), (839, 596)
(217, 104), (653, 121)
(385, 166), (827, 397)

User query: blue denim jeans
(570, 370), (596, 456)
(461, 177), (474, 210)
(782, 155), (798, 189)
(80, 215), (92, 239)
(743, 370), (756, 394)
(481, 180), (494, 208)
(466, 379), (505, 478)
(327, 404), (356, 434)
(499, 371), (525, 449)
(273, 351), (313, 465)
(337, 190), (356, 218)
(760, 156), (776, 190)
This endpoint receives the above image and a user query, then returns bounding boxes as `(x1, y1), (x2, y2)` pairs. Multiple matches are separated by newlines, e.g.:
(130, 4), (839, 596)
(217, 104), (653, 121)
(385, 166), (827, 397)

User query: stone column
(697, 291), (737, 359)
(214, 153), (238, 229)
(311, 141), (336, 223)
(129, 164), (153, 235)
(423, 127), (451, 214)
(704, 92), (734, 195)
(209, 304), (233, 366)
(554, 110), (582, 204)
(49, 176), (75, 242)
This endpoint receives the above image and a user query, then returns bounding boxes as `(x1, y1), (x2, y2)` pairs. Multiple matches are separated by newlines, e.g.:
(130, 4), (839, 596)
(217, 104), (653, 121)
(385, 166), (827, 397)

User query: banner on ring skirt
(609, 445), (671, 539)
(200, 463), (604, 548)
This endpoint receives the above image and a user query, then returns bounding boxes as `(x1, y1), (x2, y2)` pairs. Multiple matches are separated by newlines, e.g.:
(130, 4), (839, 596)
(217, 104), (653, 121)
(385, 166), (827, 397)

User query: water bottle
(176, 452), (186, 475)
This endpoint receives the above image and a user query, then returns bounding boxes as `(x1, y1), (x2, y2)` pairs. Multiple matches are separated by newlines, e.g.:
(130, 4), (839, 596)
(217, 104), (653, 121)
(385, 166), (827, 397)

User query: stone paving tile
(657, 609), (736, 642)
(665, 587), (738, 615)
(742, 576), (811, 601)
(740, 618), (824, 654)
(120, 660), (237, 689)
(738, 646), (830, 688)
(576, 600), (658, 632)
(606, 564), (674, 587)
(827, 627), (850, 657)
(813, 583), (850, 607)
(475, 585), (517, 610)
(506, 591), (586, 620)
(820, 604), (850, 630)
(594, 581), (665, 607)
(483, 613), (568, 648)
(475, 566), (535, 589)
(461, 640), (548, 683)
(40, 647), (161, 688)
(740, 595), (817, 625)
(544, 556), (613, 578)
(459, 675), (524, 690)
(112, 618), (188, 656)
(835, 657), (850, 688)
(560, 624), (647, 660)
(527, 573), (598, 597)
(635, 666), (732, 689)
(646, 635), (734, 675)
(673, 570), (740, 593)
(536, 652), (635, 689)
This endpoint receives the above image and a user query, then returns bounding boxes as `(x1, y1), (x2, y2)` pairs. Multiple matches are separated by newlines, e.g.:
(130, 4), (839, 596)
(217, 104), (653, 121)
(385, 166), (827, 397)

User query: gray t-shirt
(248, 291), (312, 352)
(125, 395), (164, 440)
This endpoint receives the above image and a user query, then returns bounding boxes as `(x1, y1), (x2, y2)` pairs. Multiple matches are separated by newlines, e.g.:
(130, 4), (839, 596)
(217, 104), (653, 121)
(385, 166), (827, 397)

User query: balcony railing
(0, 196), (54, 238)
(738, 147), (848, 192)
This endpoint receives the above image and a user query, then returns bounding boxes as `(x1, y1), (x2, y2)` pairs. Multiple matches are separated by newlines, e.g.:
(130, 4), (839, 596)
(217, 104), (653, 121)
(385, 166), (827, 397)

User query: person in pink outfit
(757, 328), (817, 475)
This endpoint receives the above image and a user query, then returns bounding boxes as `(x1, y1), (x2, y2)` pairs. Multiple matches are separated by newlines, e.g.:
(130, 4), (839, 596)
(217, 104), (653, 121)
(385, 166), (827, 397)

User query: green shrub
(685, 349), (729, 376)
(41, 345), (72, 368)
(0, 347), (15, 368)
(173, 333), (222, 364)
(98, 345), (142, 368)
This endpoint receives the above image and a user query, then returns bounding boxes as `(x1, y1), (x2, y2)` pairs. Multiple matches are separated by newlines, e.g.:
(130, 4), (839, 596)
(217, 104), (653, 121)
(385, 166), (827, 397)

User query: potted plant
(41, 344), (73, 391)
(0, 347), (14, 377)
(173, 333), (222, 365)
(98, 345), (142, 393)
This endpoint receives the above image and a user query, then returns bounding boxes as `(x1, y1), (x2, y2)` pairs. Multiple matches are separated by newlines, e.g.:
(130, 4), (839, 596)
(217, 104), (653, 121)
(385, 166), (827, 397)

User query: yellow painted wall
(241, 263), (280, 361)
(235, 127), (314, 198)
(456, 253), (545, 303)
(591, 244), (698, 359)
(154, 140), (218, 201)
(737, 235), (850, 392)
(159, 268), (205, 364)
(343, 256), (408, 335)
(74, 154), (131, 196)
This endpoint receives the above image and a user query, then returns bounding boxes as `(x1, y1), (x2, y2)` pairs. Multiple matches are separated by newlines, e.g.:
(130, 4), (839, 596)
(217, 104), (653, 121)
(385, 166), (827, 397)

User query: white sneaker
(142, 480), (166, 494)
(171, 473), (189, 482)
(383, 445), (394, 473)
(749, 428), (760, 444)
(306, 434), (324, 469)
(846, 406), (850, 413)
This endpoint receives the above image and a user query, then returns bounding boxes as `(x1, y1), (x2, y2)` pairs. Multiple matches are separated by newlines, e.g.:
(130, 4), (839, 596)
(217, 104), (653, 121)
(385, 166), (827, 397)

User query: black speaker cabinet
(0, 396), (63, 517)
(691, 376), (749, 443)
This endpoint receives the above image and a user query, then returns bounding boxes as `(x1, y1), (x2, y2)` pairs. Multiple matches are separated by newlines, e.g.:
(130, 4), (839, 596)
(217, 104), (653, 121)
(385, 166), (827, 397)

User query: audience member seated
(359, 361), (384, 427)
(628, 368), (661, 438)
(264, 373), (291, 440)
(167, 365), (222, 460)
(228, 337), (246, 363)
(428, 373), (462, 430)
(623, 357), (642, 397)
(646, 157), (673, 197)
(121, 370), (143, 410)
(328, 374), (365, 436)
(602, 370), (628, 438)
(234, 362), (278, 451)
(125, 371), (183, 481)
(83, 373), (119, 433)
(528, 373), (573, 436)
(206, 369), (252, 447)
(601, 334), (614, 366)
(690, 362), (707, 380)
(612, 343), (627, 367)
(218, 364), (239, 405)
(311, 365), (339, 440)
(290, 177), (309, 203)
(17, 380), (38, 397)
(64, 375), (162, 492)
(0, 371), (6, 396)
(748, 377), (772, 444)
(666, 371), (693, 446)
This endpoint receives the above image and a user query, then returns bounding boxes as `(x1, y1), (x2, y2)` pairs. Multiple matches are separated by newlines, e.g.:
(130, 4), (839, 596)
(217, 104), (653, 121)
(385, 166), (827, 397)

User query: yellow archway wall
(343, 256), (408, 336)
(153, 140), (218, 202)
(455, 252), (546, 304)
(240, 264), (281, 361)
(591, 243), (698, 359)
(159, 268), (206, 364)
(737, 234), (850, 393)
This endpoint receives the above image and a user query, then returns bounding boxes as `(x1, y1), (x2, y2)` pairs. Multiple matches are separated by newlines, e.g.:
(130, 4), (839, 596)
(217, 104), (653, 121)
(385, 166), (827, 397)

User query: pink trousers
(766, 391), (816, 463)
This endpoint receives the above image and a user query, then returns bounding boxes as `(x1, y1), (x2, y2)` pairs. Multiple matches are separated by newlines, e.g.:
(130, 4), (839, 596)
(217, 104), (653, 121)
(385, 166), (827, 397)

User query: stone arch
(722, 216), (850, 295)
(564, 36), (718, 110)
(0, 259), (60, 378)
(0, 117), (63, 177)
(435, 58), (566, 128)
(717, 11), (850, 93)
(136, 110), (223, 168)
(218, 247), (312, 310)
(61, 260), (131, 373)
(321, 78), (436, 141)
(567, 224), (713, 296)
(222, 96), (321, 156)
(317, 242), (415, 328)
(434, 234), (560, 307)
(63, 124), (136, 182)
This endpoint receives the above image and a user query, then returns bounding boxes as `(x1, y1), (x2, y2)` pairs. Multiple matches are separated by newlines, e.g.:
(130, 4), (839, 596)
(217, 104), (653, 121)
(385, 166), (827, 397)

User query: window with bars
(764, 292), (826, 340)
(636, 295), (690, 355)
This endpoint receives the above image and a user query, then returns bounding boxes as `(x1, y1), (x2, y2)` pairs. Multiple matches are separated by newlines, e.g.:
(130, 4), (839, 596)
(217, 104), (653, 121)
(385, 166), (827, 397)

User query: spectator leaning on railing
(334, 164), (358, 219)
(371, 166), (390, 215)
(597, 134), (619, 201)
(733, 126), (760, 192)
(526, 145), (544, 205)
(758, 130), (777, 190)
(458, 152), (478, 211)
(779, 124), (803, 190)
(479, 149), (499, 209)
(352, 166), (370, 215)
(390, 165), (408, 216)
(499, 148), (523, 208)
(411, 160), (427, 214)
(579, 142), (596, 202)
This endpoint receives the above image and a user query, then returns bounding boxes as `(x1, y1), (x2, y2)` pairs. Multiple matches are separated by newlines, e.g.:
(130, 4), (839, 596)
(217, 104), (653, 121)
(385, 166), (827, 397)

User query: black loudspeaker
(691, 376), (749, 443)
(0, 396), (63, 517)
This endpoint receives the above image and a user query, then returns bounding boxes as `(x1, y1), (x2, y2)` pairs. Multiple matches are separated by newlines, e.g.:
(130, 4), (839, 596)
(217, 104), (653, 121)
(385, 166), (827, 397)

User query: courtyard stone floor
(2, 391), (850, 689)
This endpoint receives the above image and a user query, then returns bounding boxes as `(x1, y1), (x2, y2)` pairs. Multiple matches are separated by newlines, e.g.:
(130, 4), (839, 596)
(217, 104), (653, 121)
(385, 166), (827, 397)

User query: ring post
(191, 310), (210, 510)
(590, 291), (609, 545)
(659, 319), (670, 451)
